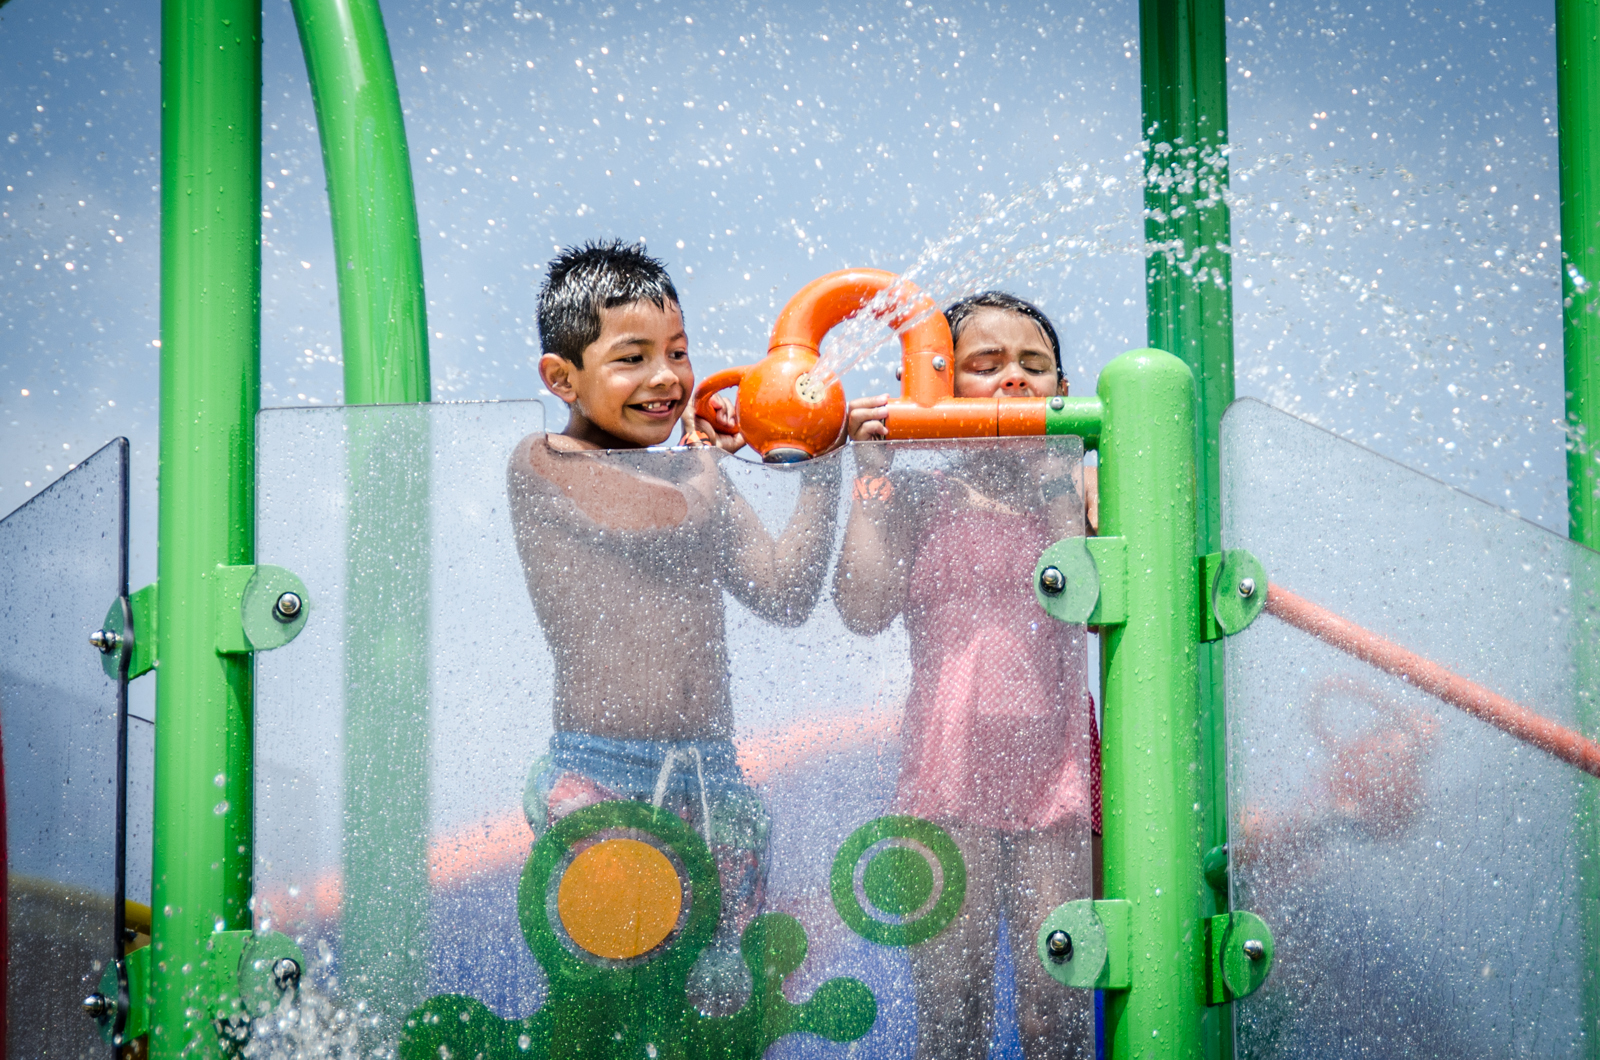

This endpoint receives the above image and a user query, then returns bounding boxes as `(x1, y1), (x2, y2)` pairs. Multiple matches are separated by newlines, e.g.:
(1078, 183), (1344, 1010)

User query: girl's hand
(844, 394), (892, 473)
(681, 395), (746, 454)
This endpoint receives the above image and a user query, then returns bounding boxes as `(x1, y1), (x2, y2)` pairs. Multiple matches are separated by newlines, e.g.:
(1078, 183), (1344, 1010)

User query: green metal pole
(150, 0), (260, 1054)
(1556, 2), (1600, 1053)
(1138, 9), (1235, 1056)
(291, 0), (433, 1038)
(1096, 348), (1204, 1059)
(289, 0), (431, 403)
(1560, 0), (1600, 535)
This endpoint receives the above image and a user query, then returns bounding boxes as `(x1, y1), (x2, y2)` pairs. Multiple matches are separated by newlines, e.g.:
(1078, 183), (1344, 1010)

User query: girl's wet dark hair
(538, 239), (680, 366)
(943, 291), (1062, 378)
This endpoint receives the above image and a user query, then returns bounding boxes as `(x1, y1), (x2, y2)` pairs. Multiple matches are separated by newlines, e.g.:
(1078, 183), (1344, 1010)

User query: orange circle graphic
(556, 837), (684, 960)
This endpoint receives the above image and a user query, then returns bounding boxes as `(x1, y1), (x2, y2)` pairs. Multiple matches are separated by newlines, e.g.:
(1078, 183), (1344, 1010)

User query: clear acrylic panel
(0, 438), (127, 1060)
(1221, 398), (1595, 1058)
(253, 400), (1093, 1058)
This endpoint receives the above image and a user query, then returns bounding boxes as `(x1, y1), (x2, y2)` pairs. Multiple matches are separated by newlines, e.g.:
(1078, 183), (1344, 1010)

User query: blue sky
(0, 0), (1570, 583)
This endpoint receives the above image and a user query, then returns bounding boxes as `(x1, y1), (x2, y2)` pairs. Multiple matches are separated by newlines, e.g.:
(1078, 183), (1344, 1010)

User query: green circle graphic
(862, 846), (934, 917)
(831, 816), (965, 947)
(518, 800), (720, 982)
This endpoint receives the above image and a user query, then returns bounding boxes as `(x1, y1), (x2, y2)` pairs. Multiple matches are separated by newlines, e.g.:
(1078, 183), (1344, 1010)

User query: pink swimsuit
(896, 492), (1095, 832)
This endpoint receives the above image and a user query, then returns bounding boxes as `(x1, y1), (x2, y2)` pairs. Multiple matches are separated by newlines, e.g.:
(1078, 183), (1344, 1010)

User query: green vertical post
(290, 0), (433, 1039)
(1561, 0), (1600, 535)
(1096, 349), (1204, 1059)
(1138, 9), (1235, 1056)
(290, 0), (431, 403)
(1557, 1), (1600, 1053)
(150, 0), (260, 1054)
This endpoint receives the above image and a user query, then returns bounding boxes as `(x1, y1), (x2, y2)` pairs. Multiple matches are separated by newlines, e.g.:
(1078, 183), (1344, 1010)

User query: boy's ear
(539, 353), (579, 405)
(1057, 375), (1069, 398)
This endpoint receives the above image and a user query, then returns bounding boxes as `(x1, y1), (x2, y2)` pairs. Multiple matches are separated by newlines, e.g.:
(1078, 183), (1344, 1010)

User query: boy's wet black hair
(538, 239), (680, 367)
(944, 291), (1062, 378)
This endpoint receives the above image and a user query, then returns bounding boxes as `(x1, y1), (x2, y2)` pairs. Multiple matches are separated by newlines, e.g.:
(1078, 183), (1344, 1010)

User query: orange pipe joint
(692, 269), (1059, 459)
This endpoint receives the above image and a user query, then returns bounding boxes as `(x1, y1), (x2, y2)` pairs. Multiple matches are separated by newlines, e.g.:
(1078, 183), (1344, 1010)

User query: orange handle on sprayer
(693, 366), (746, 436)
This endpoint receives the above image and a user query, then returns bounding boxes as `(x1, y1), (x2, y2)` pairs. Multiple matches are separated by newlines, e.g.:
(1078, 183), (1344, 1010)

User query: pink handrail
(1265, 582), (1600, 779)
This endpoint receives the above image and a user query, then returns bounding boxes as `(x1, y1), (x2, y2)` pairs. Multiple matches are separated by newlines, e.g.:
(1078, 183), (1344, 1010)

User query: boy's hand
(682, 395), (746, 454)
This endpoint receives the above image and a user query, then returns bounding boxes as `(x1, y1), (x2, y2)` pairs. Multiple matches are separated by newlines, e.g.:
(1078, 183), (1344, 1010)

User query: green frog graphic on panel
(399, 801), (965, 1059)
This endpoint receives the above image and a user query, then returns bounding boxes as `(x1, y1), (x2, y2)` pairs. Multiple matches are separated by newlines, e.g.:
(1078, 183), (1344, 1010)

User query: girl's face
(950, 307), (1065, 399)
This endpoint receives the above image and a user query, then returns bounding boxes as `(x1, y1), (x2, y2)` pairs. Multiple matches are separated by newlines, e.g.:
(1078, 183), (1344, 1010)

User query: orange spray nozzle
(693, 268), (1056, 459)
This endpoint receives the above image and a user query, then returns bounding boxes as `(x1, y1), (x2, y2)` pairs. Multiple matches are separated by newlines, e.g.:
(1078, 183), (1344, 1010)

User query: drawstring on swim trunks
(653, 746), (714, 846)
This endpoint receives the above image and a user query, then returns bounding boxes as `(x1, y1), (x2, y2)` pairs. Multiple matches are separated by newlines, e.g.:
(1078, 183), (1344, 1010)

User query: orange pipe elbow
(691, 269), (1054, 459)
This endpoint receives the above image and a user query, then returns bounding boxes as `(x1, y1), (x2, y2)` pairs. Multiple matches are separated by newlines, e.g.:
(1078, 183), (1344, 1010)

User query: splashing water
(239, 978), (375, 1060)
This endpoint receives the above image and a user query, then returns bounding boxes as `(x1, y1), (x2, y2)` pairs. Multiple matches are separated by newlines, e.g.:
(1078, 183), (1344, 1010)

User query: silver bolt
(931, 355), (948, 372)
(1048, 396), (1065, 411)
(1039, 567), (1066, 596)
(894, 363), (904, 381)
(81, 993), (114, 1020)
(272, 957), (302, 991)
(273, 591), (303, 622)
(1237, 577), (1256, 599)
(1242, 939), (1265, 961)
(1046, 929), (1073, 963)
(89, 629), (121, 654)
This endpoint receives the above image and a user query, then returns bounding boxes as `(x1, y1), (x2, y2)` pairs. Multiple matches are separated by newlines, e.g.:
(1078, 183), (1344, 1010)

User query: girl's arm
(831, 394), (916, 636)
(1041, 446), (1090, 541)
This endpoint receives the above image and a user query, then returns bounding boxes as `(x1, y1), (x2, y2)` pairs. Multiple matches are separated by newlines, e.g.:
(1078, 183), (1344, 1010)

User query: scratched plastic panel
(0, 439), (126, 1060)
(1221, 398), (1596, 1059)
(253, 400), (1093, 1059)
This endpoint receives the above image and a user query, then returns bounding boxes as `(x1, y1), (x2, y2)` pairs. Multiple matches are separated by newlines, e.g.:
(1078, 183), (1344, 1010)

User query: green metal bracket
(1034, 537), (1128, 626)
(129, 582), (158, 678)
(1199, 549), (1265, 642)
(1086, 537), (1128, 625)
(205, 929), (309, 1023)
(213, 564), (311, 655)
(1204, 910), (1274, 1005)
(94, 944), (152, 1046)
(95, 583), (158, 680)
(1036, 898), (1132, 990)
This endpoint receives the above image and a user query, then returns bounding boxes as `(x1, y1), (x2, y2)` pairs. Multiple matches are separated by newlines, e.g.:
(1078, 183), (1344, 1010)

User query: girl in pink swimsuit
(835, 293), (1097, 1060)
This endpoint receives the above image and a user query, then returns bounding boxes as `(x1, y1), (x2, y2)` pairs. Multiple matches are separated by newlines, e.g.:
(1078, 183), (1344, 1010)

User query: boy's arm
(831, 452), (913, 637)
(718, 458), (842, 627)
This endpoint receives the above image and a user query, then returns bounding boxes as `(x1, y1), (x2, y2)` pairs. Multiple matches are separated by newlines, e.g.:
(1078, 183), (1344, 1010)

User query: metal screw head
(272, 957), (302, 991)
(1242, 938), (1265, 961)
(1237, 577), (1256, 599)
(89, 629), (121, 654)
(1048, 396), (1065, 411)
(894, 363), (904, 381)
(81, 993), (114, 1020)
(1045, 929), (1073, 963)
(931, 355), (948, 372)
(272, 591), (303, 622)
(1039, 566), (1066, 596)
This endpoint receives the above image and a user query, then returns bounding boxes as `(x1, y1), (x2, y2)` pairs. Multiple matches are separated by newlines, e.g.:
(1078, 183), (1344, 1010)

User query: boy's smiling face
(540, 299), (692, 448)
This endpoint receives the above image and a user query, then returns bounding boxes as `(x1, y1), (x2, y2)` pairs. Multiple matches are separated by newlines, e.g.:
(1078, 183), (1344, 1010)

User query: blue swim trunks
(524, 731), (771, 916)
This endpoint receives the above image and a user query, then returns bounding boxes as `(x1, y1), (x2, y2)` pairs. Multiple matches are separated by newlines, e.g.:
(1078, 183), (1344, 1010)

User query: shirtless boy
(506, 241), (838, 1001)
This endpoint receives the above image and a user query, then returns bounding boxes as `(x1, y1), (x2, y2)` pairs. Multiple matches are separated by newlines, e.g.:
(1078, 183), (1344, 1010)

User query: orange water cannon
(693, 268), (1081, 461)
